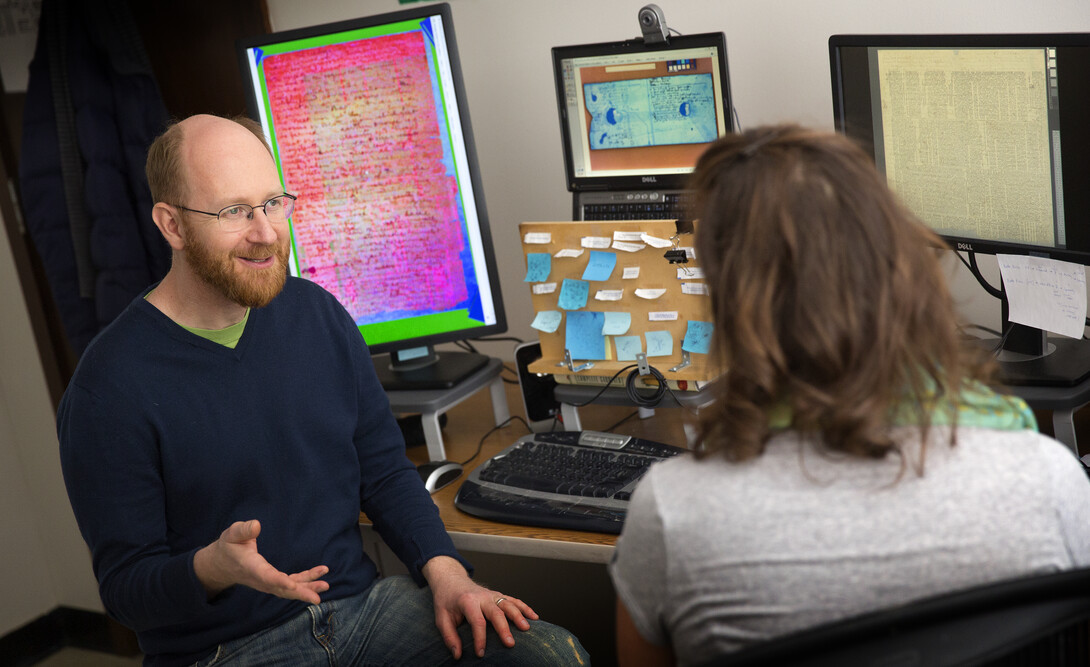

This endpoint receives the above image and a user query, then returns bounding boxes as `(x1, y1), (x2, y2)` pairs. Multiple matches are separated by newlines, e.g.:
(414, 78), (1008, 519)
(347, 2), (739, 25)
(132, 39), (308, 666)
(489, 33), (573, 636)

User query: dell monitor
(552, 31), (734, 220)
(829, 33), (1090, 386)
(237, 3), (506, 390)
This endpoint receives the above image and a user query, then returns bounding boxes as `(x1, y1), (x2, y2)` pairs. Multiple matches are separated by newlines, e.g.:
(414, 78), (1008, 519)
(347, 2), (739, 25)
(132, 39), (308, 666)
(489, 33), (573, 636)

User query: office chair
(703, 567), (1090, 667)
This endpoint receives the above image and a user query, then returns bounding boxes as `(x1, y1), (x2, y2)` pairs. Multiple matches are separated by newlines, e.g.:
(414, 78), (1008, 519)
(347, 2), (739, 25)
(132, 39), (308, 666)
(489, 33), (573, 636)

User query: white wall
(0, 206), (101, 636)
(268, 0), (1090, 357)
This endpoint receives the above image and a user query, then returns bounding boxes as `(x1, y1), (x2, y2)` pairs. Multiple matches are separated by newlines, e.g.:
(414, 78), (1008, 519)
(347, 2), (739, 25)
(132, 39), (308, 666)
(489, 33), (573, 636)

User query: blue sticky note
(558, 278), (590, 310)
(645, 330), (674, 357)
(524, 253), (551, 282)
(615, 335), (643, 361)
(531, 310), (563, 333)
(565, 311), (606, 360)
(682, 321), (714, 354)
(602, 311), (632, 336)
(581, 250), (617, 281)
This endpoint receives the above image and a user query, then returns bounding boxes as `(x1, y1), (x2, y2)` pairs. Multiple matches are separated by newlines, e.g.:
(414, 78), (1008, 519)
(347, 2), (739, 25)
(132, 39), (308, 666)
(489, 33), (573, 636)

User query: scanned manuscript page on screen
(877, 48), (1054, 246)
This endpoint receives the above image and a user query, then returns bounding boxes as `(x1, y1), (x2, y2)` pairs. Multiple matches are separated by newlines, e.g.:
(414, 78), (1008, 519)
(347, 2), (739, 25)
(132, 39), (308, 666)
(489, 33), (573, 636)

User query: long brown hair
(691, 124), (995, 463)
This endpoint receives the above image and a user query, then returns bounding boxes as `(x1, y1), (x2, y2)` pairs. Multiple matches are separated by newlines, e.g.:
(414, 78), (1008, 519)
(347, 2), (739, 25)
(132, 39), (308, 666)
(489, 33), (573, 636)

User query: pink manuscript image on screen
(263, 32), (469, 323)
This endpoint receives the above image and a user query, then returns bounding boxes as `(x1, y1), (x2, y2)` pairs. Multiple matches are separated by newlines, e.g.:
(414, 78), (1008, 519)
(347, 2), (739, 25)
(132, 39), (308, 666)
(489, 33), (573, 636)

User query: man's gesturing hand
(193, 519), (330, 604)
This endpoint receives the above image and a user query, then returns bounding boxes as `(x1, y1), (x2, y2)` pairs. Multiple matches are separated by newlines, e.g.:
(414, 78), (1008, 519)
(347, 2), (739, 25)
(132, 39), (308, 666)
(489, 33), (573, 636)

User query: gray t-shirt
(609, 427), (1090, 666)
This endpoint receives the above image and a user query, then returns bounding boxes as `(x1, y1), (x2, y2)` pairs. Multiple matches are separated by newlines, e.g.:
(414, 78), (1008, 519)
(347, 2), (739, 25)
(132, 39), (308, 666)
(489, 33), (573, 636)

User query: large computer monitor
(552, 31), (734, 193)
(237, 3), (506, 390)
(829, 33), (1090, 386)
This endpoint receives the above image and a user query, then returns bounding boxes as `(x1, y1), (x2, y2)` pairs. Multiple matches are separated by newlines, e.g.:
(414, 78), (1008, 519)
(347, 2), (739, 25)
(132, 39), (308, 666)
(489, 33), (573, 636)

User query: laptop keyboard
(580, 192), (690, 221)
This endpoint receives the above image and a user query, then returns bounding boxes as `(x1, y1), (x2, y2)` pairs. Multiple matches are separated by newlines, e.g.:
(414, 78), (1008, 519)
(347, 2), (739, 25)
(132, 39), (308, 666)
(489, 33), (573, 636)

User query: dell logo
(641, 176), (657, 183)
(957, 242), (973, 251)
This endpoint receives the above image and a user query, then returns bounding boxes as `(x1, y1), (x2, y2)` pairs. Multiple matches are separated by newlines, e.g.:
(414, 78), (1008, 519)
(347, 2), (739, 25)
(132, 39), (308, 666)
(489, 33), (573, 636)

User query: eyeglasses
(175, 193), (297, 232)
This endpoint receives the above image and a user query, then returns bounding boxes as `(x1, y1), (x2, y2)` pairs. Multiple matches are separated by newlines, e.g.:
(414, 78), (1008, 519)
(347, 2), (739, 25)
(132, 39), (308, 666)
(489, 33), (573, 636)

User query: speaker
(514, 341), (560, 430)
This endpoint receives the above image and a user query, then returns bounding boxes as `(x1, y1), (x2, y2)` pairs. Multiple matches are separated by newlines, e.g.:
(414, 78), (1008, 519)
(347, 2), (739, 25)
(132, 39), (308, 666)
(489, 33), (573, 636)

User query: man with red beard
(57, 115), (587, 667)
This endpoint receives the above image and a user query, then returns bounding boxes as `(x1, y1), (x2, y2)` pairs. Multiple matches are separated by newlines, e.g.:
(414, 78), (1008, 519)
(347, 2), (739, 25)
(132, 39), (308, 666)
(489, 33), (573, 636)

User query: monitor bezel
(552, 31), (734, 193)
(829, 32), (1090, 265)
(235, 2), (508, 357)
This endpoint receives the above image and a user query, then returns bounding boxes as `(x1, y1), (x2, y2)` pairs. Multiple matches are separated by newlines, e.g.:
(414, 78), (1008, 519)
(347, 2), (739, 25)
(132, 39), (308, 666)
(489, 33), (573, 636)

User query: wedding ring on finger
(494, 597), (507, 606)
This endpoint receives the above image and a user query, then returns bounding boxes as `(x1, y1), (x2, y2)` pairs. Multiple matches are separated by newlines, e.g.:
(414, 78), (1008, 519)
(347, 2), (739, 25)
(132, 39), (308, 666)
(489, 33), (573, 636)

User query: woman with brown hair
(609, 125), (1090, 667)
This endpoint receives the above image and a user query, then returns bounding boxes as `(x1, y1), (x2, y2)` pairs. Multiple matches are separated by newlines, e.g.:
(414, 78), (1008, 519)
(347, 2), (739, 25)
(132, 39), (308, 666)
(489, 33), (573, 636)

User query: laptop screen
(552, 32), (734, 192)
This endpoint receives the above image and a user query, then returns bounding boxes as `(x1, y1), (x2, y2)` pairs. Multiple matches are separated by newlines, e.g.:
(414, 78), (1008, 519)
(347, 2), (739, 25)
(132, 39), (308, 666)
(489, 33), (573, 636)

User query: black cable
(991, 325), (1015, 356)
(958, 250), (1004, 299)
(459, 414), (532, 468)
(453, 340), (477, 354)
(471, 336), (526, 344)
(625, 364), (668, 407)
(961, 323), (1003, 338)
(500, 362), (519, 384)
(564, 365), (638, 408)
(563, 361), (695, 417)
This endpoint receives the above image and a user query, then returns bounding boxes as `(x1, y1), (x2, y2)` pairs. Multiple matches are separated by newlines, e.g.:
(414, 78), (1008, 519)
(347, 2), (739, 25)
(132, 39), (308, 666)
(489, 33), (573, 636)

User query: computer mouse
(417, 460), (464, 494)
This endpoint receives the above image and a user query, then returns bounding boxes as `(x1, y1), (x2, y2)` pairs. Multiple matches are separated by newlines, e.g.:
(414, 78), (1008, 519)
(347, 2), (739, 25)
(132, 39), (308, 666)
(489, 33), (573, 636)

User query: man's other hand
(423, 555), (539, 659)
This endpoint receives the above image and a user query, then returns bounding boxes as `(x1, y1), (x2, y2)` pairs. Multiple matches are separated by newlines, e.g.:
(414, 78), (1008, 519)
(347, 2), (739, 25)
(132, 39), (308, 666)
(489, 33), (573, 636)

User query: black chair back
(703, 567), (1090, 667)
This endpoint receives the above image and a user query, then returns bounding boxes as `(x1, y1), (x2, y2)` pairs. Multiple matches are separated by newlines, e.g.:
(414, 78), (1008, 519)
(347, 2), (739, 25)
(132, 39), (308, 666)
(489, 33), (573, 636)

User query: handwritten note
(558, 279), (590, 310)
(565, 311), (606, 360)
(582, 251), (617, 281)
(602, 311), (632, 335)
(524, 253), (551, 282)
(645, 330), (674, 357)
(997, 254), (1087, 339)
(682, 321), (714, 354)
(615, 335), (643, 361)
(531, 310), (563, 333)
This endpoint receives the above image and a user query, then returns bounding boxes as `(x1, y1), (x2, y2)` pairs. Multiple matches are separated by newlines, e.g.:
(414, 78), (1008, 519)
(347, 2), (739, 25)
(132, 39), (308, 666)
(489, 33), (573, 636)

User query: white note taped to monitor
(997, 254), (1087, 339)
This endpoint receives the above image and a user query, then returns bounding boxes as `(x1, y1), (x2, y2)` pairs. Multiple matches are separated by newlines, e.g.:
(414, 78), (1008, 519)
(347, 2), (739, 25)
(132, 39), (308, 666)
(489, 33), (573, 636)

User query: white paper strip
(532, 282), (558, 294)
(641, 233), (672, 248)
(612, 241), (645, 253)
(554, 248), (585, 259)
(648, 311), (679, 321)
(581, 236), (612, 249)
(523, 232), (551, 244)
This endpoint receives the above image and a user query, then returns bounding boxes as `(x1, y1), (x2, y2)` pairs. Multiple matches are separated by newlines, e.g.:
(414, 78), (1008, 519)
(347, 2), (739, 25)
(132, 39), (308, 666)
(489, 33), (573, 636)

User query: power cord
(459, 414), (532, 468)
(625, 363), (668, 408)
(564, 362), (685, 410)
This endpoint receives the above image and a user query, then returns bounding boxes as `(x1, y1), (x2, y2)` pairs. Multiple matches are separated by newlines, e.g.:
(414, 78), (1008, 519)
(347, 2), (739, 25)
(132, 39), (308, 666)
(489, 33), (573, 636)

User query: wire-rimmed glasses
(175, 193), (297, 232)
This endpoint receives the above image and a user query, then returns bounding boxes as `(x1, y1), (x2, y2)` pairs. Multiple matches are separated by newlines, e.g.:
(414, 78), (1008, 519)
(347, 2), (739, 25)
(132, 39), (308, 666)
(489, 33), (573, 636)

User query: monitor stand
(372, 347), (490, 391)
(992, 321), (1090, 388)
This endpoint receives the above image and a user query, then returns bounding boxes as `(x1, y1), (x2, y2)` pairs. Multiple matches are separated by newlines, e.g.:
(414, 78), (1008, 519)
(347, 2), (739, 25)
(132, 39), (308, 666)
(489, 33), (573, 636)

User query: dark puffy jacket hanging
(19, 0), (171, 355)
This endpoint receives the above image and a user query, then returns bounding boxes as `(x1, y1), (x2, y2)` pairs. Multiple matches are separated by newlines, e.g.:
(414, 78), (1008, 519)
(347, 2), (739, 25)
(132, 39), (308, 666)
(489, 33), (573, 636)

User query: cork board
(519, 220), (721, 384)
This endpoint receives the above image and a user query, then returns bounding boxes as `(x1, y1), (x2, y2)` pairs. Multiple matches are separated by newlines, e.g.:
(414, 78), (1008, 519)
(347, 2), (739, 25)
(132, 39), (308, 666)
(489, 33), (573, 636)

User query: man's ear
(152, 203), (187, 251)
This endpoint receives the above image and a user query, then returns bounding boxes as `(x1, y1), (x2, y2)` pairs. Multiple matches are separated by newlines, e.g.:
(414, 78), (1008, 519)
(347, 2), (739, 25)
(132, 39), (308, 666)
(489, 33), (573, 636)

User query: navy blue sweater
(58, 277), (465, 666)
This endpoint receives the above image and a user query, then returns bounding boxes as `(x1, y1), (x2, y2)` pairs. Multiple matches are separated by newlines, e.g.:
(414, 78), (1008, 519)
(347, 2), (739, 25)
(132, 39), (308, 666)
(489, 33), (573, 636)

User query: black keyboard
(580, 192), (691, 221)
(453, 430), (687, 534)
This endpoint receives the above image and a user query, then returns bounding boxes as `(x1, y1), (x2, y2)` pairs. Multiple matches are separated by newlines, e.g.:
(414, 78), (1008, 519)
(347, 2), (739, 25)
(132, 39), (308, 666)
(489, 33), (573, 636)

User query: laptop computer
(552, 32), (735, 221)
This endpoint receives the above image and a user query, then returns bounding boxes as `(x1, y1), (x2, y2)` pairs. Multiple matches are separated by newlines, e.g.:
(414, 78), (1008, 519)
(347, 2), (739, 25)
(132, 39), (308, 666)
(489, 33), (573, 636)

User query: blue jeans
(192, 576), (590, 666)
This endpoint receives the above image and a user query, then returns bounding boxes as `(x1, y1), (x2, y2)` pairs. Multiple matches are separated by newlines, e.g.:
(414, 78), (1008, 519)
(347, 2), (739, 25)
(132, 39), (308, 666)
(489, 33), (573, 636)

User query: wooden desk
(361, 374), (697, 666)
(362, 379), (696, 565)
